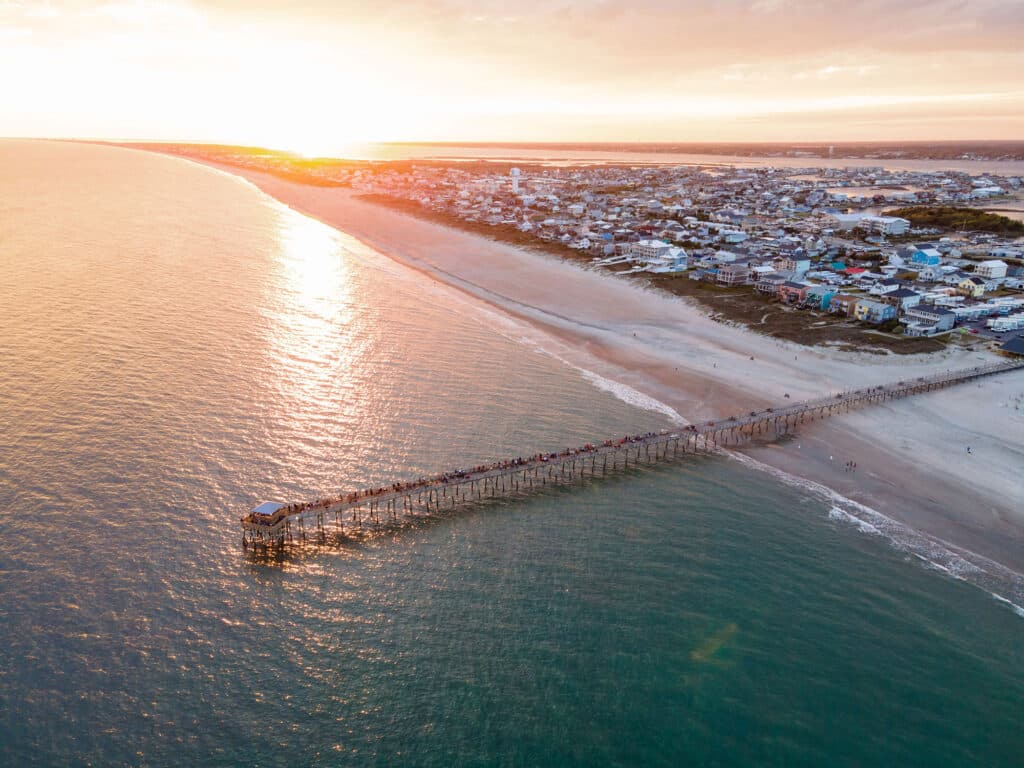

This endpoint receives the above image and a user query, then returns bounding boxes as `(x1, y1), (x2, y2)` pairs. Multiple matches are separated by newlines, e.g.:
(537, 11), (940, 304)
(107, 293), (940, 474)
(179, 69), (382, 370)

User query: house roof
(1000, 335), (1024, 356)
(909, 305), (954, 316)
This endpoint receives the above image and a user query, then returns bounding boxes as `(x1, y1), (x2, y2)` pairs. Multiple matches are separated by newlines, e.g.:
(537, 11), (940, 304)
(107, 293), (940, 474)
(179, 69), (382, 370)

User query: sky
(2, 0), (1023, 153)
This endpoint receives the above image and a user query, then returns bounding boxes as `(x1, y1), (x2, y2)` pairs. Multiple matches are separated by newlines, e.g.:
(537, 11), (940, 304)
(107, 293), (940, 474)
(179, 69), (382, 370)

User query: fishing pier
(240, 360), (1023, 549)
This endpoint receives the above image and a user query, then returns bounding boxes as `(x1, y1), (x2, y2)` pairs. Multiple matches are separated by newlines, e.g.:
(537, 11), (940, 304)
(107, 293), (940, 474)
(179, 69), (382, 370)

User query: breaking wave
(575, 368), (687, 425)
(729, 451), (1024, 619)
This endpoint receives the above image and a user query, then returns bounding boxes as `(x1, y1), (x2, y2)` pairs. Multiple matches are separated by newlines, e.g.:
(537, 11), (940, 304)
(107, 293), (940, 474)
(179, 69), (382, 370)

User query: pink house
(778, 281), (808, 304)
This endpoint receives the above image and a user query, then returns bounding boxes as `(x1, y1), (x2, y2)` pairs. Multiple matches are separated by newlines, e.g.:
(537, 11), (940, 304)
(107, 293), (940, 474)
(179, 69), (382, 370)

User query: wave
(528, 346), (687, 425)
(576, 368), (687, 425)
(728, 451), (1024, 619)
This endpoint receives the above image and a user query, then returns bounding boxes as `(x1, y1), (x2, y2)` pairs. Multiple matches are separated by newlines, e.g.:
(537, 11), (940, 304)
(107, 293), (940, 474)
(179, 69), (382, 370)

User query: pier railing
(240, 359), (1023, 549)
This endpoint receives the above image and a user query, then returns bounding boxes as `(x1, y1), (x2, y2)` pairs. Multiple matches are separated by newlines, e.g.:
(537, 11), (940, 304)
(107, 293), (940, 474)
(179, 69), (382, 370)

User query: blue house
(805, 284), (837, 310)
(854, 299), (897, 324)
(905, 244), (942, 266)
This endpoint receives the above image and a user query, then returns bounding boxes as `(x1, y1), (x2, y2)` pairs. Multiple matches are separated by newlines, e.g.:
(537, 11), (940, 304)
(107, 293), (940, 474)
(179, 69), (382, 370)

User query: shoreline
(125, 146), (1024, 581)
(354, 193), (953, 356)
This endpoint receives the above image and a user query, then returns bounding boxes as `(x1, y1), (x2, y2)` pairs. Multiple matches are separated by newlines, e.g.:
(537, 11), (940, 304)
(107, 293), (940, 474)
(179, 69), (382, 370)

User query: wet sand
(161, 155), (1024, 576)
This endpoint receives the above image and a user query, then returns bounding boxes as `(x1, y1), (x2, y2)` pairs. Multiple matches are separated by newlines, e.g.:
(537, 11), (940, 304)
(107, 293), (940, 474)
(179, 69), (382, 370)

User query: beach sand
(168, 156), (1024, 576)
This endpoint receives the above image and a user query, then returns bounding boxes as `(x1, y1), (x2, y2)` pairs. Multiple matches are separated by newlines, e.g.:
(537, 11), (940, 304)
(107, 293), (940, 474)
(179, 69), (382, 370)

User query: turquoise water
(0, 141), (1021, 766)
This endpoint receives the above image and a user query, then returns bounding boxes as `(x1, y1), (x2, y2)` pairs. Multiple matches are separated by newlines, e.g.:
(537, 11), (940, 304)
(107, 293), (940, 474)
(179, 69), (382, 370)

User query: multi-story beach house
(804, 284), (837, 310)
(755, 273), (788, 295)
(908, 244), (943, 267)
(857, 215), (910, 236)
(717, 263), (752, 286)
(778, 281), (809, 304)
(975, 260), (1008, 279)
(631, 239), (674, 260)
(774, 256), (811, 276)
(854, 299), (897, 324)
(902, 305), (957, 335)
(829, 294), (860, 317)
(879, 288), (923, 311)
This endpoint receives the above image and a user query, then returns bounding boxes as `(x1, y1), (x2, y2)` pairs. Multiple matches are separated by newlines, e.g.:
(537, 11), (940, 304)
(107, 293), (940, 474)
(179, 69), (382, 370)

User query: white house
(631, 239), (673, 260)
(975, 260), (1008, 279)
(774, 256), (811, 276)
(857, 215), (910, 236)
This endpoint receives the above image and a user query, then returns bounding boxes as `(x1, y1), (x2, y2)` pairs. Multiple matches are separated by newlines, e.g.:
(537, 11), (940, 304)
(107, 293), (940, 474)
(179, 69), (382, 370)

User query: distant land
(364, 141), (1024, 162)
(884, 206), (1024, 236)
(75, 139), (1024, 163)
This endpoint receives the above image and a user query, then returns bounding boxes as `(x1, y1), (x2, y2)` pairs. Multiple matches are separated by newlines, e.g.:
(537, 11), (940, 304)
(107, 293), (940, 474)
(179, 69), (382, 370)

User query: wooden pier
(240, 359), (1023, 549)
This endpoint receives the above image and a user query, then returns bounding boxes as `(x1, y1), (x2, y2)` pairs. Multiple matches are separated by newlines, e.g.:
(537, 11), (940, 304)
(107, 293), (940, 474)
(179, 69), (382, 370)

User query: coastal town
(136, 142), (1024, 356)
(344, 161), (1024, 353)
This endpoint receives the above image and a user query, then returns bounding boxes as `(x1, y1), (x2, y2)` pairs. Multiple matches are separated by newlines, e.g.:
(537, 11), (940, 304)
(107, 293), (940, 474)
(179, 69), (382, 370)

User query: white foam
(728, 450), (1024, 620)
(991, 592), (1024, 619)
(828, 506), (881, 536)
(576, 368), (687, 425)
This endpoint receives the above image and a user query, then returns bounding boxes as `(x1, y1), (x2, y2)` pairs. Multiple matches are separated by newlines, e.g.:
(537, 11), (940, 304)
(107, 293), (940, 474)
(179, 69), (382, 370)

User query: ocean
(0, 140), (1021, 767)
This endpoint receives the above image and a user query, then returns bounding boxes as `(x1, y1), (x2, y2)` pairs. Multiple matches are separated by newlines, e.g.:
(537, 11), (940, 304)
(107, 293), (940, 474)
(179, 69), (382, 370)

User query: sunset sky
(3, 0), (1023, 154)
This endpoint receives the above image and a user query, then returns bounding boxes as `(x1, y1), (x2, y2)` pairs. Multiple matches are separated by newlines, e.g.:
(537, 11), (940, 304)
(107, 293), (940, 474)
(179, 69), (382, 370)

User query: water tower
(510, 167), (521, 194)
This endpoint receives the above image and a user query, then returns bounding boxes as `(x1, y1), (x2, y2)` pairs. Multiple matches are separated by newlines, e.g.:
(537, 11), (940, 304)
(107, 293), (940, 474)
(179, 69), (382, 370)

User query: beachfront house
(716, 263), (751, 286)
(829, 294), (860, 317)
(879, 288), (922, 311)
(804, 284), (837, 310)
(774, 256), (811, 276)
(755, 273), (788, 295)
(854, 299), (897, 324)
(631, 239), (673, 260)
(778, 281), (809, 305)
(902, 305), (956, 336)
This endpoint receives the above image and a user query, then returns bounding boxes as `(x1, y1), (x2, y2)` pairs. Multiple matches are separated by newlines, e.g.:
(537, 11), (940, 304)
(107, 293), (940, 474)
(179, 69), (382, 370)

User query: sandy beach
(160, 154), (1024, 577)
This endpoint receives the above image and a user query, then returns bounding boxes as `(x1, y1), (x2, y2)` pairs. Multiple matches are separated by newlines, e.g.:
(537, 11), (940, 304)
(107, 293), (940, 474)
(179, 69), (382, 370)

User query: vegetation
(885, 206), (1024, 235)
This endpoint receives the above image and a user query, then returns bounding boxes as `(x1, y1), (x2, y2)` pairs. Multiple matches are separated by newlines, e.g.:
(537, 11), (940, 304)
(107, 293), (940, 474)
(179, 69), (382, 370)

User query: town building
(975, 260), (1008, 279)
(717, 263), (751, 286)
(854, 299), (897, 324)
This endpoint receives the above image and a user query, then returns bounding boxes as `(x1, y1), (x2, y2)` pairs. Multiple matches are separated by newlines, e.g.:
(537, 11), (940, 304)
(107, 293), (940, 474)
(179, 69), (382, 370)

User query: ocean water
(0, 141), (1021, 767)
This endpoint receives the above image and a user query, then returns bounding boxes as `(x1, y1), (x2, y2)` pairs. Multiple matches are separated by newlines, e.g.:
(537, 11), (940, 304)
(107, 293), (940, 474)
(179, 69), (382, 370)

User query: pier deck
(240, 360), (1023, 549)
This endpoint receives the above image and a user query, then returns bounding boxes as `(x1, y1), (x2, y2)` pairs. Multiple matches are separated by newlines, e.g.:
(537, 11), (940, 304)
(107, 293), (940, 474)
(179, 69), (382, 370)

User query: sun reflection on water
(262, 210), (369, 442)
(278, 213), (350, 305)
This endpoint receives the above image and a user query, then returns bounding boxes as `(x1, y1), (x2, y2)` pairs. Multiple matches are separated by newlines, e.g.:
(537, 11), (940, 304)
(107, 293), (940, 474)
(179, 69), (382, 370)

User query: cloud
(3, 0), (1023, 142)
